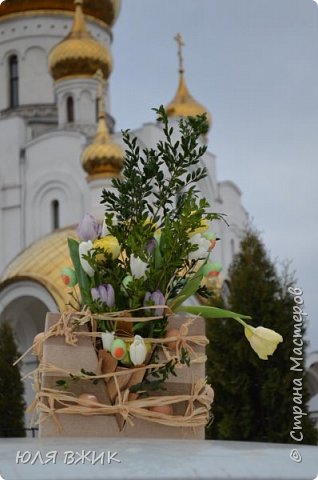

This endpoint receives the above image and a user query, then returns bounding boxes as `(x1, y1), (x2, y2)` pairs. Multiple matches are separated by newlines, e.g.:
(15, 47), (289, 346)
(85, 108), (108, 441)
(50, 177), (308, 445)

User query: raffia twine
(28, 373), (213, 431)
(17, 307), (213, 430)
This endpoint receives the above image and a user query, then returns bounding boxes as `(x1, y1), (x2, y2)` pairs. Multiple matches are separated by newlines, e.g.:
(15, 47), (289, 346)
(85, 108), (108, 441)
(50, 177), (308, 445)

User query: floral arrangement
(59, 107), (282, 413)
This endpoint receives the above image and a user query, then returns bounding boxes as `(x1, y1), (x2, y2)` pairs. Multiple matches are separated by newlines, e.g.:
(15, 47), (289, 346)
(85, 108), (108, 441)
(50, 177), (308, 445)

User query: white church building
(12, 0), (318, 427)
(0, 0), (248, 351)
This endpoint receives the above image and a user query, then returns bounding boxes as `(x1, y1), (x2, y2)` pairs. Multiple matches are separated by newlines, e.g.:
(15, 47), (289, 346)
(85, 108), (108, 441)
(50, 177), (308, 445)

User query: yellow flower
(188, 215), (209, 237)
(244, 326), (283, 360)
(93, 236), (120, 261)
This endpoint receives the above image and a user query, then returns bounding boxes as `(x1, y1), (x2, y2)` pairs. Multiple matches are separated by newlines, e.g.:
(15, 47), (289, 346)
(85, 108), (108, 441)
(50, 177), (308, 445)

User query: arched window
(51, 200), (60, 230)
(9, 55), (19, 108)
(66, 96), (74, 123)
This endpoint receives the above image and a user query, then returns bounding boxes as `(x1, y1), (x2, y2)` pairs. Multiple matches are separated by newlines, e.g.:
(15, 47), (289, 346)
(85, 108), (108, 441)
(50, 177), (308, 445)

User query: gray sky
(110, 0), (318, 352)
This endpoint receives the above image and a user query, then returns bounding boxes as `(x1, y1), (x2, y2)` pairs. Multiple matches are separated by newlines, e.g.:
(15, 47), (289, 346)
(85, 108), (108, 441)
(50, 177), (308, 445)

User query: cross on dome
(174, 33), (185, 74)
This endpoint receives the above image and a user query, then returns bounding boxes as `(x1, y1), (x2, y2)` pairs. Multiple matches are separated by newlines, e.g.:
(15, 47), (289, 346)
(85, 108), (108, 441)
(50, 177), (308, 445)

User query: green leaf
(56, 380), (66, 386)
(168, 271), (204, 311)
(67, 238), (91, 307)
(177, 305), (251, 320)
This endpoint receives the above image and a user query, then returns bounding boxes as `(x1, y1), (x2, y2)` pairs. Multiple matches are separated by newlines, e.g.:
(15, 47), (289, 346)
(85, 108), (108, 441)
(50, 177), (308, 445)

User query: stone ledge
(0, 438), (317, 480)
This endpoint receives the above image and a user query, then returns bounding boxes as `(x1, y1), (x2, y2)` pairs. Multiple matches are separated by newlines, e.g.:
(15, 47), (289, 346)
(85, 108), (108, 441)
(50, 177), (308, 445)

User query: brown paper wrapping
(33, 312), (210, 439)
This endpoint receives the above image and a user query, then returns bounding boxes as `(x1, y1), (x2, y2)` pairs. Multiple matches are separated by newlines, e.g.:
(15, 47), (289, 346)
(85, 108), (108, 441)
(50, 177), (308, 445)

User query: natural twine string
(18, 309), (213, 431)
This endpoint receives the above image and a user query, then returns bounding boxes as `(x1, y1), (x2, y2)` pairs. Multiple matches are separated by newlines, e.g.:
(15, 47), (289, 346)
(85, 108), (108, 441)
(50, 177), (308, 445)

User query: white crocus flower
(101, 331), (115, 352)
(101, 215), (118, 237)
(244, 326), (283, 360)
(79, 240), (94, 277)
(130, 254), (148, 279)
(188, 234), (211, 261)
(129, 335), (147, 366)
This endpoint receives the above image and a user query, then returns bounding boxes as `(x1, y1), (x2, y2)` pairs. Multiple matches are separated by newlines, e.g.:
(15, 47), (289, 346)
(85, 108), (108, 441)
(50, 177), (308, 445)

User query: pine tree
(0, 322), (25, 437)
(206, 230), (317, 444)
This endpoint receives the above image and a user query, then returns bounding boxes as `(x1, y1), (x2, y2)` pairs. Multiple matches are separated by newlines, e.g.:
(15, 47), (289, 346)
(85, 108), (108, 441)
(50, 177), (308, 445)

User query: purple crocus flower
(146, 238), (157, 254)
(91, 284), (115, 308)
(144, 290), (165, 316)
(77, 214), (100, 242)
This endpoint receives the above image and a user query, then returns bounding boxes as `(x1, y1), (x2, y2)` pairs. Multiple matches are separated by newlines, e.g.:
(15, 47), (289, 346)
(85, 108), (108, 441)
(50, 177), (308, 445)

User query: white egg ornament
(129, 335), (147, 366)
(78, 393), (99, 404)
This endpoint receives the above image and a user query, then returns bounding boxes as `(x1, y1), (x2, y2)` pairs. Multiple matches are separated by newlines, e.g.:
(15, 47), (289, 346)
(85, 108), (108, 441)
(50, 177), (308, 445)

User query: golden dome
(166, 33), (211, 130)
(0, 227), (77, 312)
(0, 0), (121, 27)
(81, 71), (123, 179)
(166, 72), (212, 127)
(48, 0), (112, 82)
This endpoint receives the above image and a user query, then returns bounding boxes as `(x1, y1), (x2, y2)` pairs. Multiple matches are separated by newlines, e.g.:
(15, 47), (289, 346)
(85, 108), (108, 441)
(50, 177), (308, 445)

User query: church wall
(24, 131), (88, 245)
(215, 181), (249, 273)
(200, 151), (218, 201)
(218, 180), (249, 229)
(20, 46), (52, 105)
(0, 116), (26, 273)
(0, 116), (25, 184)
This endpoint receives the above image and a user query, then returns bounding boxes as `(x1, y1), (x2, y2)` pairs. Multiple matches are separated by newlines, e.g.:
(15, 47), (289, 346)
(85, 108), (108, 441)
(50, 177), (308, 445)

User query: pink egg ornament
(165, 329), (180, 351)
(148, 404), (174, 415)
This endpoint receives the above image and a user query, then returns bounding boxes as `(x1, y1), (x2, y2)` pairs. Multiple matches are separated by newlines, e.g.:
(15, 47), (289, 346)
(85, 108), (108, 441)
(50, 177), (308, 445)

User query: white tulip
(244, 326), (283, 360)
(130, 254), (148, 279)
(101, 331), (115, 352)
(129, 335), (147, 366)
(79, 240), (94, 277)
(188, 234), (210, 261)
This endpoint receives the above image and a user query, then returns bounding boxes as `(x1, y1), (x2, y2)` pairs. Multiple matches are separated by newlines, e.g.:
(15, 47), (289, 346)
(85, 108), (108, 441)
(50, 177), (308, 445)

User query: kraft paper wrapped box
(38, 312), (208, 439)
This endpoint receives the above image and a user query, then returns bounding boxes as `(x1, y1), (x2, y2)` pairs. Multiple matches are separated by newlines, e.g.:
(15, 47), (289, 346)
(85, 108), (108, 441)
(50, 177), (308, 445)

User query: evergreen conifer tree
(206, 230), (317, 444)
(0, 322), (25, 437)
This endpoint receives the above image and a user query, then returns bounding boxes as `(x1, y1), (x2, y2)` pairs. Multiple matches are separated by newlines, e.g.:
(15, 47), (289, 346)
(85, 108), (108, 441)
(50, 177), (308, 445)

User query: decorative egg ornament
(203, 232), (217, 250)
(200, 261), (221, 277)
(111, 339), (127, 360)
(61, 267), (77, 286)
(78, 393), (99, 404)
(165, 329), (180, 350)
(207, 262), (222, 277)
(120, 275), (133, 294)
(148, 404), (174, 415)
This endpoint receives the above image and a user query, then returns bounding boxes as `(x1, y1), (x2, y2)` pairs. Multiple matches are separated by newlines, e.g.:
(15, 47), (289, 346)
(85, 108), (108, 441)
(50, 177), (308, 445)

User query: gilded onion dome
(48, 0), (112, 82)
(166, 34), (212, 129)
(81, 70), (123, 179)
(0, 0), (121, 28)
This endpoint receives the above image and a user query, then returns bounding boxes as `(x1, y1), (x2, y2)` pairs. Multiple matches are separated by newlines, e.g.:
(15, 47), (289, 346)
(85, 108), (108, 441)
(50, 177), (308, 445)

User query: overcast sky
(110, 0), (318, 352)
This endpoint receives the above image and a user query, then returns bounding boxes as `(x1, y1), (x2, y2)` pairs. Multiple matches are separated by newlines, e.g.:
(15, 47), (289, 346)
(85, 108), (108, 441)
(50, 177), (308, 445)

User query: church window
(66, 96), (74, 123)
(51, 200), (60, 230)
(9, 54), (19, 108)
